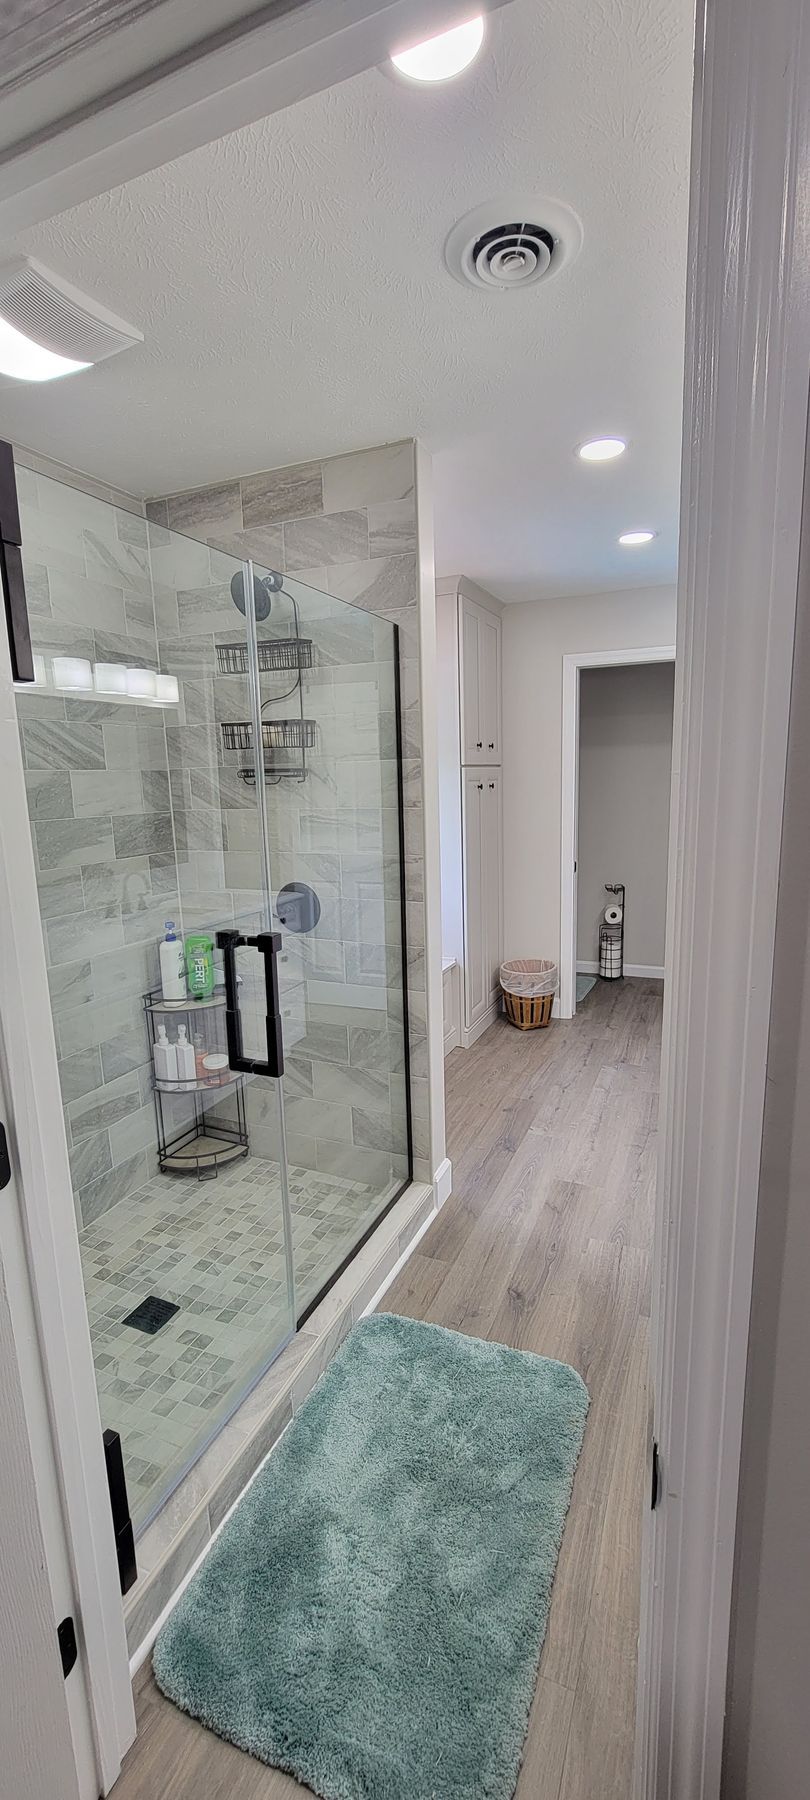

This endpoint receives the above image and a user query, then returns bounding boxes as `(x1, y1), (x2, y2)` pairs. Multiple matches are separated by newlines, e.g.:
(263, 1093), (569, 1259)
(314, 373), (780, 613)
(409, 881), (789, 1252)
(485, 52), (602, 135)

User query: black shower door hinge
(651, 1439), (663, 1510)
(58, 1616), (78, 1679)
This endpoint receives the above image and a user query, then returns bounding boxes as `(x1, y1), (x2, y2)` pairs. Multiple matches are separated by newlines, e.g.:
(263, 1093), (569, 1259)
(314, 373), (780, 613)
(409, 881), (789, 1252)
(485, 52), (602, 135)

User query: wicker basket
(502, 989), (554, 1030)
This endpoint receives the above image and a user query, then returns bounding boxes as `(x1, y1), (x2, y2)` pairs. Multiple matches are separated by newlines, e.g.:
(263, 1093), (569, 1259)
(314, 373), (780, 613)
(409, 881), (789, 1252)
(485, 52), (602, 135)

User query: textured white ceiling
(0, 0), (693, 600)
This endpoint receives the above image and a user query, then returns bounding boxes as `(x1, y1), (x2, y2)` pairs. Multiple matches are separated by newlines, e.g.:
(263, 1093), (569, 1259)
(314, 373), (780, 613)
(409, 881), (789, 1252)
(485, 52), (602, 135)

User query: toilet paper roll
(604, 904), (623, 925)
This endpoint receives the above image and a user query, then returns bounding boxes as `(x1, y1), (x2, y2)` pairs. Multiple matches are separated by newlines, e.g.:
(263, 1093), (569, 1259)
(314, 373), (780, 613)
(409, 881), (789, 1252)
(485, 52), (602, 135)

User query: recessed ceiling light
(619, 529), (656, 546)
(0, 316), (90, 382)
(578, 437), (626, 462)
(390, 15), (485, 83)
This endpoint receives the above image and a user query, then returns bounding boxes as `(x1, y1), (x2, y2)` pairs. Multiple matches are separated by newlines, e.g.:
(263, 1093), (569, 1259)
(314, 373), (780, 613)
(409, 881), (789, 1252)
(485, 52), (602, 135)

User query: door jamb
(559, 645), (676, 1020)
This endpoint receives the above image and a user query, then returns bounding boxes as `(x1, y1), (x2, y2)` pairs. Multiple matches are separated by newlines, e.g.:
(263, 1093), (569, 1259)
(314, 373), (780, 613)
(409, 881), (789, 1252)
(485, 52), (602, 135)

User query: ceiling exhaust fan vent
(445, 199), (583, 292)
(0, 257), (143, 364)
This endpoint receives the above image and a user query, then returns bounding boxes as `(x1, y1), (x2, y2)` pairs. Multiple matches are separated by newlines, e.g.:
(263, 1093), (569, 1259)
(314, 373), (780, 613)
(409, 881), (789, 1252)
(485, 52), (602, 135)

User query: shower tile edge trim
(125, 1177), (436, 1660)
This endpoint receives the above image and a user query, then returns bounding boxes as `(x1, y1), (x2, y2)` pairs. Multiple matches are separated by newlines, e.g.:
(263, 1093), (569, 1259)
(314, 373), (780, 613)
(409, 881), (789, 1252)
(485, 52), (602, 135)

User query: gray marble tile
(84, 529), (151, 594)
(68, 1071), (141, 1142)
(326, 553), (416, 615)
(124, 1506), (212, 1655)
(112, 814), (174, 860)
(312, 1060), (390, 1112)
(123, 898), (180, 948)
(79, 1150), (149, 1226)
(102, 722), (169, 771)
(284, 509), (368, 571)
(368, 498), (417, 558)
(108, 1104), (157, 1166)
(141, 770), (171, 813)
(68, 1129), (112, 1192)
(124, 591), (157, 637)
(208, 1395), (293, 1534)
(34, 866), (85, 922)
(70, 768), (143, 817)
(176, 584), (232, 637)
(321, 442), (414, 513)
(58, 1046), (103, 1104)
(46, 905), (124, 968)
(57, 992), (142, 1058)
(166, 482), (242, 537)
(351, 1106), (400, 1151)
(116, 510), (149, 548)
(23, 721), (106, 770)
(350, 1024), (405, 1072)
(210, 524), (284, 569)
(292, 1022), (349, 1064)
(48, 959), (93, 1014)
(398, 1192), (435, 1254)
(34, 816), (114, 870)
(25, 770), (74, 820)
(241, 461), (322, 527)
(91, 940), (155, 1002)
(23, 560), (52, 618)
(48, 568), (128, 633)
(92, 627), (157, 670)
(145, 499), (169, 529)
(100, 1023), (152, 1083)
(158, 634), (217, 677)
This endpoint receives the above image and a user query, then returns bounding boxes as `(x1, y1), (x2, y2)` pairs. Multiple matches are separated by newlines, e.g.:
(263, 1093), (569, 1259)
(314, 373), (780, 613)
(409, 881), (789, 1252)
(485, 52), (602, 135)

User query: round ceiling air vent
(445, 198), (583, 292)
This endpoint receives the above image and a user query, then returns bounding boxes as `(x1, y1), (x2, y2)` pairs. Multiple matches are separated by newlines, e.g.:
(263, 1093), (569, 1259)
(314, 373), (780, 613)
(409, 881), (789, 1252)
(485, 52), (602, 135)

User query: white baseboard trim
(444, 1023), (461, 1056)
(461, 1002), (499, 1049)
(576, 960), (665, 980)
(433, 1156), (452, 1209)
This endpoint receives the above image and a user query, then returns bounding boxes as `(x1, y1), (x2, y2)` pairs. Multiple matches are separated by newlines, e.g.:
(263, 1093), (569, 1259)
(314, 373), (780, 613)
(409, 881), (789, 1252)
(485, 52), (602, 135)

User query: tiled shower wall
(147, 440), (428, 1176)
(16, 465), (181, 1230)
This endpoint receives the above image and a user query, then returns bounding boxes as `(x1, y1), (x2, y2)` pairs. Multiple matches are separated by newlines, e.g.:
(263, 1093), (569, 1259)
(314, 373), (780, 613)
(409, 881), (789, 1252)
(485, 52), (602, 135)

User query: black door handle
(216, 930), (284, 1077)
(0, 441), (33, 683)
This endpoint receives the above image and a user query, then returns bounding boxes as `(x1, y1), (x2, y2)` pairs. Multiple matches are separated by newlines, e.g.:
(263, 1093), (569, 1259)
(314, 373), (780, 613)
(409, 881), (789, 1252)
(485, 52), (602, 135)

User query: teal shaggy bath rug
(153, 1312), (589, 1800)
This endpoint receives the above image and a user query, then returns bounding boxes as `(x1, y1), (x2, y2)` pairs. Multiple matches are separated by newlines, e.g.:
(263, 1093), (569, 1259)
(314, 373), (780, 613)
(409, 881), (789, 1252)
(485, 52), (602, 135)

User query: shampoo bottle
(153, 1024), (178, 1083)
(185, 932), (214, 999)
(174, 1025), (196, 1082)
(159, 922), (186, 1001)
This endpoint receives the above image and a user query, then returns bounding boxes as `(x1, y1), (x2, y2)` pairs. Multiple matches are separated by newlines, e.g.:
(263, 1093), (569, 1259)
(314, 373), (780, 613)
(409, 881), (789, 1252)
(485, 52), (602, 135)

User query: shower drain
(122, 1295), (179, 1335)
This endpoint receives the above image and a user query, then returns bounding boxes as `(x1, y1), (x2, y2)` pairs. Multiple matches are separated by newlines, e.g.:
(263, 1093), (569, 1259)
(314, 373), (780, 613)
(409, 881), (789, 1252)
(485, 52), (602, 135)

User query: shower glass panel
(248, 566), (411, 1316)
(14, 468), (295, 1532)
(13, 465), (411, 1535)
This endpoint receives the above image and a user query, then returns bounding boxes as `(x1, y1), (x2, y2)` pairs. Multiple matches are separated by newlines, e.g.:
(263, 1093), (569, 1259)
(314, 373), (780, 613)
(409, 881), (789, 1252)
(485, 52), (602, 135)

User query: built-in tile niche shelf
(215, 639), (313, 676)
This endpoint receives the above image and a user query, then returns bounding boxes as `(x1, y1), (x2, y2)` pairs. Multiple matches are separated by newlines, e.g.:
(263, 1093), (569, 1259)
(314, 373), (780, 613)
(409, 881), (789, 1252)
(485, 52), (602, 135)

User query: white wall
(577, 662), (674, 970)
(436, 580), (463, 966)
(502, 585), (677, 961)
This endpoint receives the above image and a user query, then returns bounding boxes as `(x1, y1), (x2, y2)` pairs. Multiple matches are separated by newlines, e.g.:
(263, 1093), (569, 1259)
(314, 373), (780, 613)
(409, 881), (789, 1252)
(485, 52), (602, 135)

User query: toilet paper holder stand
(600, 882), (625, 980)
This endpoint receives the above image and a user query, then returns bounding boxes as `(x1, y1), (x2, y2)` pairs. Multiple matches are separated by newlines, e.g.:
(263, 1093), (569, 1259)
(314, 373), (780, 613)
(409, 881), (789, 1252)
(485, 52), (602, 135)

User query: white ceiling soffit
(0, 0), (507, 234)
(1, 0), (693, 602)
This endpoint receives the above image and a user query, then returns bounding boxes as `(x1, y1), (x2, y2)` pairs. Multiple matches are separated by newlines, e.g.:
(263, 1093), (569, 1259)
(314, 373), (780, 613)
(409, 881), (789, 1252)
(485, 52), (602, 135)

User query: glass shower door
(13, 470), (296, 1533)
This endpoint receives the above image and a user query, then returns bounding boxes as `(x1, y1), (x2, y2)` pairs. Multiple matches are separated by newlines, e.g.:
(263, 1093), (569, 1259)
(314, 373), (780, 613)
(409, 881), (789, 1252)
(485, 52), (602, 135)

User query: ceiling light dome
(579, 437), (626, 462)
(619, 530), (656, 546)
(390, 15), (485, 83)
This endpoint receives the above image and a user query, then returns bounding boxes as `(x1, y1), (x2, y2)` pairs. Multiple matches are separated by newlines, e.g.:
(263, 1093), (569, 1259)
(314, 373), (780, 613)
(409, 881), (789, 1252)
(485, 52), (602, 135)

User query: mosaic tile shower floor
(81, 1159), (392, 1529)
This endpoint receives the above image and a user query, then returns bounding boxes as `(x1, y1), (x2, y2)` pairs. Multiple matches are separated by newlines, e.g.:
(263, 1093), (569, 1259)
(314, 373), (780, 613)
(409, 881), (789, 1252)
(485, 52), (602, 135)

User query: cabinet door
(462, 770), (488, 1027)
(482, 772), (503, 1005)
(478, 610), (502, 762)
(459, 596), (483, 763)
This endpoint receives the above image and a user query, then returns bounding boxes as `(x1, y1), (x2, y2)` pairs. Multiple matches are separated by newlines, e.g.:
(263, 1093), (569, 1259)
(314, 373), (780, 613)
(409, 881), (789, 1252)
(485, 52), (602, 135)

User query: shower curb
(125, 1179), (436, 1661)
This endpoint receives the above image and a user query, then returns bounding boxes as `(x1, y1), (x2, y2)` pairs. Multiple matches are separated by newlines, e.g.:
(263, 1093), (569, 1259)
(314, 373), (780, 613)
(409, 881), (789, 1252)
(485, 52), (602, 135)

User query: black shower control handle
(216, 930), (284, 1078)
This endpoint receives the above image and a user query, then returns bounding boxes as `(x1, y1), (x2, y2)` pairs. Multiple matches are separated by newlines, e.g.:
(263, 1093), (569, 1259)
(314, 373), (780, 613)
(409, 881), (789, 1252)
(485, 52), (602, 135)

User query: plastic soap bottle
(174, 1025), (196, 1082)
(153, 1025), (178, 1084)
(185, 932), (214, 999)
(159, 922), (186, 1001)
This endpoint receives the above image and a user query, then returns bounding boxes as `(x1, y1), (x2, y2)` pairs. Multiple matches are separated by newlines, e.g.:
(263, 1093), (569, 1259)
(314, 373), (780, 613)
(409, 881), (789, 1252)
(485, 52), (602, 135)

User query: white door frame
(559, 645), (676, 1020)
(1, 0), (808, 1796)
(637, 0), (810, 1796)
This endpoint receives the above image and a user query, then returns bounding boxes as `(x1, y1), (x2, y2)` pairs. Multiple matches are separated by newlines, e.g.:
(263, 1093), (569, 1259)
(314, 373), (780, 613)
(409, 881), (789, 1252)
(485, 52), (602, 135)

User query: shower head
(229, 567), (284, 622)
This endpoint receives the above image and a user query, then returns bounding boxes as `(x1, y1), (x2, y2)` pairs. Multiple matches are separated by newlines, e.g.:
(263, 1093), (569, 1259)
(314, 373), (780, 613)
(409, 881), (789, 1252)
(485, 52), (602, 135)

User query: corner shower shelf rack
(143, 988), (249, 1180)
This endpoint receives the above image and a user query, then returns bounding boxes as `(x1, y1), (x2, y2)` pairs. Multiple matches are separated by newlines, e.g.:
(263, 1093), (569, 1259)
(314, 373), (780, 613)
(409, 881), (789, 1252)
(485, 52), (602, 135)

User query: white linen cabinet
(458, 587), (503, 1044)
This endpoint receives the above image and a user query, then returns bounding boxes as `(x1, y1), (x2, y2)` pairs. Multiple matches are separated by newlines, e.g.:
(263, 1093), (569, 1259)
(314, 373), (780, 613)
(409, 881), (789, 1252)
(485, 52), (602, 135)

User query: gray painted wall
(722, 509), (810, 1797)
(576, 662), (674, 969)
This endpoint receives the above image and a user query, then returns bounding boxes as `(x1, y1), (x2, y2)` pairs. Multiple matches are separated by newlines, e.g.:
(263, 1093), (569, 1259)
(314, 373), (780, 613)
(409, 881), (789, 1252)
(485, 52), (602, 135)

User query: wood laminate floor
(116, 978), (660, 1800)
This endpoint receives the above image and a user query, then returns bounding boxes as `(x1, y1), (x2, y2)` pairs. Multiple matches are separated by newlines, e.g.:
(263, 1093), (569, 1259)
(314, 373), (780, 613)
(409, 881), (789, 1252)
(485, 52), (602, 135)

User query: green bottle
(185, 932), (214, 999)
